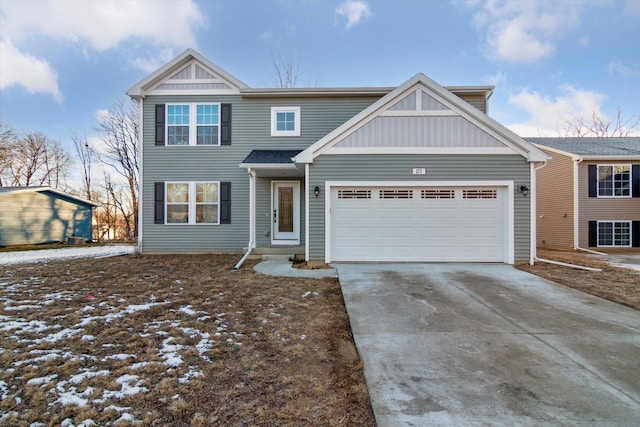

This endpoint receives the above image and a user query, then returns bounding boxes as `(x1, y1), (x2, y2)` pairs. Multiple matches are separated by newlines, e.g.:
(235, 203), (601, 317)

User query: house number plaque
(412, 168), (426, 175)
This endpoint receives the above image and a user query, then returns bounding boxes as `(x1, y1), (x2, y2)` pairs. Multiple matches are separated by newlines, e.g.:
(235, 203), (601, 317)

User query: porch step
(261, 254), (294, 261)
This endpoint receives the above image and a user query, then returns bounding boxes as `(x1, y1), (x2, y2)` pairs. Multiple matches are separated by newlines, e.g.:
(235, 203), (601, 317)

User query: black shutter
(588, 221), (597, 247)
(588, 165), (597, 197)
(220, 182), (231, 224)
(221, 104), (231, 146)
(632, 165), (640, 198)
(155, 104), (165, 146)
(633, 221), (640, 248)
(154, 182), (165, 224)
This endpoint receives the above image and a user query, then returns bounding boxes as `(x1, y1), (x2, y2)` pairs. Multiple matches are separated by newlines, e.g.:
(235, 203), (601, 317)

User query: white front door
(272, 181), (300, 244)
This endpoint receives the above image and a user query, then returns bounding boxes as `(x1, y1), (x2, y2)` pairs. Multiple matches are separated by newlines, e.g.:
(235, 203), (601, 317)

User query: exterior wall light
(314, 186), (320, 197)
(519, 185), (529, 197)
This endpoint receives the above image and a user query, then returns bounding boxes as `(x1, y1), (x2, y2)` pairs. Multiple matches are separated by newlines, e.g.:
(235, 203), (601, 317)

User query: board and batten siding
(577, 160), (640, 248)
(141, 94), (378, 252)
(0, 192), (93, 246)
(307, 154), (531, 262)
(536, 148), (575, 249)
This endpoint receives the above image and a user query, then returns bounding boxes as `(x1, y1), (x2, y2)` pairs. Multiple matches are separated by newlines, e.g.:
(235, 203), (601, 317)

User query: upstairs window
(598, 165), (630, 197)
(271, 106), (300, 136)
(166, 103), (220, 145)
(167, 105), (190, 145)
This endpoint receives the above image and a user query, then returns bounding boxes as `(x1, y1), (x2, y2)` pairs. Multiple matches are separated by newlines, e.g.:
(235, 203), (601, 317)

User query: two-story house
(127, 49), (548, 265)
(529, 137), (640, 251)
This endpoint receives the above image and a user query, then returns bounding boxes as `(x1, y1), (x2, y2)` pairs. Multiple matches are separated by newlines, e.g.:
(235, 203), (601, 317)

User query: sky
(1, 0), (639, 170)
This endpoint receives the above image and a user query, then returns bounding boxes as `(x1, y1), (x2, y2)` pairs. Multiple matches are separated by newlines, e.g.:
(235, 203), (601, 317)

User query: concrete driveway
(335, 264), (640, 426)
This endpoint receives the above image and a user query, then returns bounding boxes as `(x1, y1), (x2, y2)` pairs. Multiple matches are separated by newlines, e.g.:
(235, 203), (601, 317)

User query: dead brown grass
(0, 254), (375, 426)
(517, 249), (640, 310)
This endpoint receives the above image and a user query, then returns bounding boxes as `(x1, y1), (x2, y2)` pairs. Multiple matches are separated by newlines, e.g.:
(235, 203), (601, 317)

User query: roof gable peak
(127, 49), (249, 98)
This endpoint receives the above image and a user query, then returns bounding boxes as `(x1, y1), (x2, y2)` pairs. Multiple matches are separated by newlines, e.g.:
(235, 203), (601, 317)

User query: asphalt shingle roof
(241, 150), (302, 164)
(526, 137), (640, 157)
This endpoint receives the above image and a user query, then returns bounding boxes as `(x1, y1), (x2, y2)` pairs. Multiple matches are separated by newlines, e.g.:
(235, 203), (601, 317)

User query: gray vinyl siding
(141, 94), (378, 252)
(577, 161), (640, 248)
(0, 192), (93, 246)
(536, 149), (575, 249)
(335, 116), (504, 148)
(308, 154), (531, 262)
(456, 94), (488, 114)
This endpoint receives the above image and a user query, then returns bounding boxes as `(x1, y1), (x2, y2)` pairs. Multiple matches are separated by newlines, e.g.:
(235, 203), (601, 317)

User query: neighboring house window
(166, 182), (219, 224)
(597, 165), (631, 197)
(271, 106), (301, 136)
(597, 221), (631, 247)
(166, 103), (220, 146)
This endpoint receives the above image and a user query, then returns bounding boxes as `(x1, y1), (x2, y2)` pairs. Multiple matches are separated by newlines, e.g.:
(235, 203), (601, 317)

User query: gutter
(530, 160), (548, 265)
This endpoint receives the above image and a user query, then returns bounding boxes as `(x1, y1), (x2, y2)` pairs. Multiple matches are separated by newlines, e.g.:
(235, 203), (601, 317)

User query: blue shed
(0, 187), (100, 246)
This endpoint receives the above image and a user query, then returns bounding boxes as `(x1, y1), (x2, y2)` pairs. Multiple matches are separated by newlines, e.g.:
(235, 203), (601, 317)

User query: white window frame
(597, 220), (632, 247)
(165, 181), (220, 225)
(597, 164), (631, 198)
(166, 103), (221, 146)
(271, 106), (301, 137)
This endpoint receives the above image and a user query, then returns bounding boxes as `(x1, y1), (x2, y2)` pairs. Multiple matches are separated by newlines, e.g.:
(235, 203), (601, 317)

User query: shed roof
(527, 137), (640, 158)
(0, 187), (101, 207)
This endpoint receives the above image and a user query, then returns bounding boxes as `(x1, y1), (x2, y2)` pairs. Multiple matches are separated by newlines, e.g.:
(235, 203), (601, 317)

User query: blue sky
(1, 0), (639, 159)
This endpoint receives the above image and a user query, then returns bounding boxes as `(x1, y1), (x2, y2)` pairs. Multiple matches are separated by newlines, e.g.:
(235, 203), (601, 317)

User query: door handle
(273, 210), (277, 223)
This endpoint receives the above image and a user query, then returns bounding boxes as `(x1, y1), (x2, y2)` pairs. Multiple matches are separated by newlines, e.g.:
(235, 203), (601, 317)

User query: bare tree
(0, 120), (17, 186)
(271, 49), (301, 88)
(563, 107), (640, 137)
(4, 131), (71, 188)
(71, 132), (94, 200)
(95, 99), (139, 239)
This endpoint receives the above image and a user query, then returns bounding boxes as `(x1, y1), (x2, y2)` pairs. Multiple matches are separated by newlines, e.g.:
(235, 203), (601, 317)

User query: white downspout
(233, 168), (256, 270)
(136, 97), (144, 254)
(530, 160), (547, 265)
(532, 157), (603, 267)
(305, 163), (310, 262)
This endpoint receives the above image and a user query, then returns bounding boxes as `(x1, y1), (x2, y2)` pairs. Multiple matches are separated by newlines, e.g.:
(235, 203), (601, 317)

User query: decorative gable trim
(293, 73), (548, 164)
(127, 49), (249, 98)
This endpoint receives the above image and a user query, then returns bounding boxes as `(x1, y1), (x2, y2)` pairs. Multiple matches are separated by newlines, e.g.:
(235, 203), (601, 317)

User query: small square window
(271, 107), (300, 136)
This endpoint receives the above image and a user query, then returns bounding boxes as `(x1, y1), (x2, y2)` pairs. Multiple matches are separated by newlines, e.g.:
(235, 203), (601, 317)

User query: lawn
(0, 254), (375, 426)
(517, 249), (640, 310)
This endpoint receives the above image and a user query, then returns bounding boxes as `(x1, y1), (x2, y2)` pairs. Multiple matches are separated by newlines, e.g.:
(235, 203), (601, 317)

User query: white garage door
(330, 186), (507, 262)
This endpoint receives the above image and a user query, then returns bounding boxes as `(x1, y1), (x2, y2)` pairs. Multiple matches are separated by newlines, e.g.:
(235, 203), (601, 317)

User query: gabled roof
(528, 137), (640, 159)
(0, 186), (101, 207)
(127, 49), (249, 98)
(294, 73), (548, 163)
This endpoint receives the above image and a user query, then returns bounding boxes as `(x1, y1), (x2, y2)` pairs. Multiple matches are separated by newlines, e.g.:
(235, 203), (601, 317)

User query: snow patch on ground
(0, 245), (136, 265)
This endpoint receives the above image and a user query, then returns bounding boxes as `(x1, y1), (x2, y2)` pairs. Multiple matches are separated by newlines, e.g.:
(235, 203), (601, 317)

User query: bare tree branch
(563, 107), (640, 137)
(270, 49), (301, 88)
(95, 98), (139, 239)
(71, 132), (94, 200)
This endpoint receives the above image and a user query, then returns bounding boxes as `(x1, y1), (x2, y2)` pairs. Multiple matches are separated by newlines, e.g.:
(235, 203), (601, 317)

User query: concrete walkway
(253, 260), (337, 278)
(335, 263), (640, 426)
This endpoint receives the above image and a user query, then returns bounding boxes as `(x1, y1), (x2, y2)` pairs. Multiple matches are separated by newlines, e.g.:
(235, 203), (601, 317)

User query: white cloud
(0, 0), (204, 101)
(607, 60), (640, 78)
(0, 0), (203, 52)
(131, 48), (178, 74)
(466, 1), (581, 64)
(0, 39), (64, 103)
(506, 84), (606, 136)
(336, 0), (372, 30)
